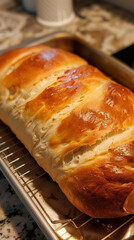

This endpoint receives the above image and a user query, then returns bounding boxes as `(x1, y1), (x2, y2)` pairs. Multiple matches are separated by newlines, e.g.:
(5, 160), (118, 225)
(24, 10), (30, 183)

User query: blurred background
(0, 0), (134, 54)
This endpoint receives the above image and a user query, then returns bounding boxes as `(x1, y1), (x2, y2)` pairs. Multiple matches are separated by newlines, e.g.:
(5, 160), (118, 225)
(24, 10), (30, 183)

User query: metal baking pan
(0, 31), (134, 240)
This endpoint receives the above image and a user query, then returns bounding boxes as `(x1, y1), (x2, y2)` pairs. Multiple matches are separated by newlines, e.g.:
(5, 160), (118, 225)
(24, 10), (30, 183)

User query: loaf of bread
(0, 45), (134, 218)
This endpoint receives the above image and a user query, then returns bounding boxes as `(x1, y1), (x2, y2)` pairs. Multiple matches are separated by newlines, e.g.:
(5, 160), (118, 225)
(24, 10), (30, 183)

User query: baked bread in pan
(0, 45), (134, 218)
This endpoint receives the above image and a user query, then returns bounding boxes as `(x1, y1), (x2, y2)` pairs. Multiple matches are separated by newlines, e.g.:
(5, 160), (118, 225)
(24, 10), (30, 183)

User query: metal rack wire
(1, 119), (134, 240)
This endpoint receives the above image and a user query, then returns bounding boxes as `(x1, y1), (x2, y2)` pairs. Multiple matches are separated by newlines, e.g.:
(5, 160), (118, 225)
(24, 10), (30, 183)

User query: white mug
(35, 0), (75, 27)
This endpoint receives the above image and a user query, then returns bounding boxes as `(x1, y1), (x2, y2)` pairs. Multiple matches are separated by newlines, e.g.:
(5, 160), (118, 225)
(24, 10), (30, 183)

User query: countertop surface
(0, 0), (134, 239)
(0, 0), (134, 54)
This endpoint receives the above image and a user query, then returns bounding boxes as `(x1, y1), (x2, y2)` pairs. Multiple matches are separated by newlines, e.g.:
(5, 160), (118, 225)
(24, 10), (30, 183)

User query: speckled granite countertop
(0, 0), (134, 54)
(0, 0), (134, 239)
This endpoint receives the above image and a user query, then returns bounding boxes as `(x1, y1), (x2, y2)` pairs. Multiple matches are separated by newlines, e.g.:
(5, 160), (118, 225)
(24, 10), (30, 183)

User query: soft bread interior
(56, 127), (134, 177)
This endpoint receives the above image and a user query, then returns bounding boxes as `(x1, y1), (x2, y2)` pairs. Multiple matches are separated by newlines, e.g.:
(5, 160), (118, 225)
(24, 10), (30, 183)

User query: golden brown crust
(0, 45), (48, 78)
(0, 45), (134, 219)
(50, 79), (134, 156)
(59, 141), (134, 218)
(2, 48), (87, 89)
(25, 65), (105, 122)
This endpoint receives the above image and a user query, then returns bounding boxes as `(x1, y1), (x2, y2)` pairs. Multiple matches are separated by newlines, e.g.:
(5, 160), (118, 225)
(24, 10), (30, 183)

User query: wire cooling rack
(1, 119), (134, 240)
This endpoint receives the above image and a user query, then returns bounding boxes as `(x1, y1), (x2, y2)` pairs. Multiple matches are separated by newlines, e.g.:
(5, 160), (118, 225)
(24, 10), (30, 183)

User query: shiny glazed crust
(0, 45), (134, 218)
